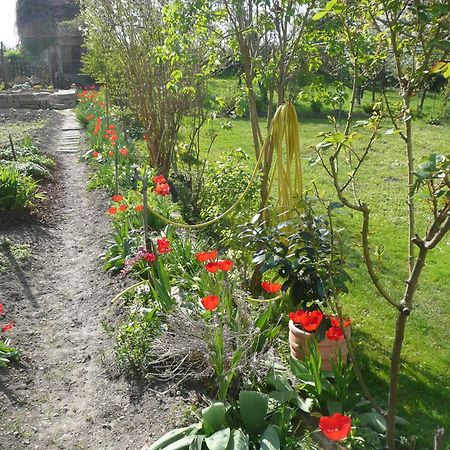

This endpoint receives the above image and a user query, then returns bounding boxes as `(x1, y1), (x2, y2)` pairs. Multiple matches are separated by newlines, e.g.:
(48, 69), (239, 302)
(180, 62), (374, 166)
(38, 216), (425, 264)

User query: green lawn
(199, 76), (450, 447)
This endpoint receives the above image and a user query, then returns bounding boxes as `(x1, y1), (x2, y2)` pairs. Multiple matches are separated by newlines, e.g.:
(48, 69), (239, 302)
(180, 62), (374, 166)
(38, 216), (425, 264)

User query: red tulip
(195, 250), (218, 262)
(330, 316), (351, 328)
(107, 207), (117, 215)
(119, 147), (129, 156)
(301, 310), (323, 332)
(86, 114), (94, 121)
(108, 124), (115, 129)
(319, 413), (351, 441)
(0, 303), (3, 315)
(205, 262), (220, 273)
(111, 195), (123, 202)
(108, 150), (114, 157)
(152, 175), (167, 185)
(119, 204), (127, 212)
(326, 326), (344, 341)
(154, 183), (170, 196)
(218, 259), (233, 272)
(144, 252), (156, 262)
(201, 295), (219, 311)
(1, 321), (14, 332)
(289, 310), (323, 332)
(135, 204), (144, 212)
(157, 237), (171, 254)
(261, 282), (282, 294)
(92, 151), (99, 158)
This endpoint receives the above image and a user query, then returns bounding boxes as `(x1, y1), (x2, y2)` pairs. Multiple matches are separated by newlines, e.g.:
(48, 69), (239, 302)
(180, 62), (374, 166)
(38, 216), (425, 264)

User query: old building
(16, 0), (82, 87)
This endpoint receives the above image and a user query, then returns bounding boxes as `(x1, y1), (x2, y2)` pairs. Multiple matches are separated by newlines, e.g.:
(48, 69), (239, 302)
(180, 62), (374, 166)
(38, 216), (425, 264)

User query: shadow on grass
(351, 328), (449, 448)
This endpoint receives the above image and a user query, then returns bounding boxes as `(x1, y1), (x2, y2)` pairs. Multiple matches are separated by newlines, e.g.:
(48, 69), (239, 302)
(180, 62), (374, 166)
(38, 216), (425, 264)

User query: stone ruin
(0, 84), (76, 110)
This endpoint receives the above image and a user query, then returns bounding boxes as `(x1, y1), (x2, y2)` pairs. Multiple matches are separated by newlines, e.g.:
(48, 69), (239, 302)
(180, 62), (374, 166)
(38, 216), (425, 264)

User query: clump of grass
(0, 239), (31, 273)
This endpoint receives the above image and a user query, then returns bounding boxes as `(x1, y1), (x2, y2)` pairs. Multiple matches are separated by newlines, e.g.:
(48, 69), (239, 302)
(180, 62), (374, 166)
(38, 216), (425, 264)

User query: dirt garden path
(0, 111), (182, 450)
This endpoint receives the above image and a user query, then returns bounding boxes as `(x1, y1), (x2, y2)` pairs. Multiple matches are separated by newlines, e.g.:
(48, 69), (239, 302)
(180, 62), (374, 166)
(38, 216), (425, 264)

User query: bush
(198, 149), (260, 249)
(0, 166), (44, 211)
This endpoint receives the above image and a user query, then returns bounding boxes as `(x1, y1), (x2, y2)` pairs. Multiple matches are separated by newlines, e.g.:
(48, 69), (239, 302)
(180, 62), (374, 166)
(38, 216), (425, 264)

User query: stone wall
(0, 89), (76, 110)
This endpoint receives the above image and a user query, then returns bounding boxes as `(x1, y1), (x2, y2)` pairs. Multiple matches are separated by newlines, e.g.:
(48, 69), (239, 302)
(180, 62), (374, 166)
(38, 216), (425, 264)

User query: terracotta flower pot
(289, 320), (351, 371)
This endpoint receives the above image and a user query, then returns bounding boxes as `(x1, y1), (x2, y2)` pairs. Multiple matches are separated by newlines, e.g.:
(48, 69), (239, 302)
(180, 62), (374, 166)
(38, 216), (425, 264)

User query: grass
(195, 76), (450, 447)
(0, 239), (31, 273)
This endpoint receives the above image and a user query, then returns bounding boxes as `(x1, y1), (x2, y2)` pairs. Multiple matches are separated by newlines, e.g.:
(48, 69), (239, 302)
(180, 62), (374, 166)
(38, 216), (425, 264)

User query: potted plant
(288, 310), (351, 371)
(244, 199), (353, 370)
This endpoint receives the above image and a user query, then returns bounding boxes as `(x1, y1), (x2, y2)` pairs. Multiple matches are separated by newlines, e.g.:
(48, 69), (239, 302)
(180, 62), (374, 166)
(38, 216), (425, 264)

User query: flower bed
(75, 87), (409, 448)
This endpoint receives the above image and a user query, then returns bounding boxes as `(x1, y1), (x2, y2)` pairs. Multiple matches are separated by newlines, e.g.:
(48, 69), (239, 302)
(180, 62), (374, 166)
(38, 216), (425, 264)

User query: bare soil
(0, 110), (185, 450)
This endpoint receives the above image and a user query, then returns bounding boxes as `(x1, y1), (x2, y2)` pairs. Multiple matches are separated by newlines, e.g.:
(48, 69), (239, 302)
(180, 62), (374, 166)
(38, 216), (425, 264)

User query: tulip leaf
(189, 436), (204, 450)
(202, 402), (227, 436)
(239, 391), (269, 435)
(205, 428), (231, 450)
(148, 424), (201, 450)
(260, 425), (280, 450)
(227, 429), (249, 450)
(164, 436), (198, 450)
(359, 411), (386, 433)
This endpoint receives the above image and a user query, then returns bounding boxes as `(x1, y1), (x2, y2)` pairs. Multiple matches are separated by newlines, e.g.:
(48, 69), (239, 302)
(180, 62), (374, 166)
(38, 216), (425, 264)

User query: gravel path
(0, 111), (181, 450)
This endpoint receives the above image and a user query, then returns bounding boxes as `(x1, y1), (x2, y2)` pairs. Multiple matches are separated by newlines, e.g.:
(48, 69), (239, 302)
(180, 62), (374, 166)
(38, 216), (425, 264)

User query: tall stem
(403, 94), (415, 273)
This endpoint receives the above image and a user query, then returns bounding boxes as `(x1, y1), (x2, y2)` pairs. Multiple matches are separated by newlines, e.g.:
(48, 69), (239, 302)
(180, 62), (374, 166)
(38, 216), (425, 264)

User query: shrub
(198, 149), (260, 249)
(0, 166), (44, 211)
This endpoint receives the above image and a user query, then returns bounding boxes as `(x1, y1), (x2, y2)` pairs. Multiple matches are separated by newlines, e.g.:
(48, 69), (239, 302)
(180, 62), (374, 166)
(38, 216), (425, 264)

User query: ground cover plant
(0, 135), (55, 212)
(76, 1), (449, 448)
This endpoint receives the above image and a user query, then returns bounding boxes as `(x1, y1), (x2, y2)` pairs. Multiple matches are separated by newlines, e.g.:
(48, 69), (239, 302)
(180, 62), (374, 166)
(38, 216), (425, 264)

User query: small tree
(313, 1), (449, 447)
(79, 0), (207, 176)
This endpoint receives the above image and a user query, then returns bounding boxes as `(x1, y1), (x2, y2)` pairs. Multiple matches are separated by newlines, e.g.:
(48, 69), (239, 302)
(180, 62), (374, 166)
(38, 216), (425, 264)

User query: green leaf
(312, 10), (328, 20)
(266, 371), (293, 393)
(395, 415), (410, 426)
(189, 436), (204, 450)
(202, 403), (227, 436)
(260, 425), (280, 450)
(325, 0), (338, 11)
(165, 436), (198, 450)
(227, 430), (249, 450)
(205, 428), (231, 450)
(327, 400), (343, 415)
(269, 391), (297, 403)
(239, 391), (269, 435)
(359, 411), (386, 433)
(148, 424), (202, 450)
